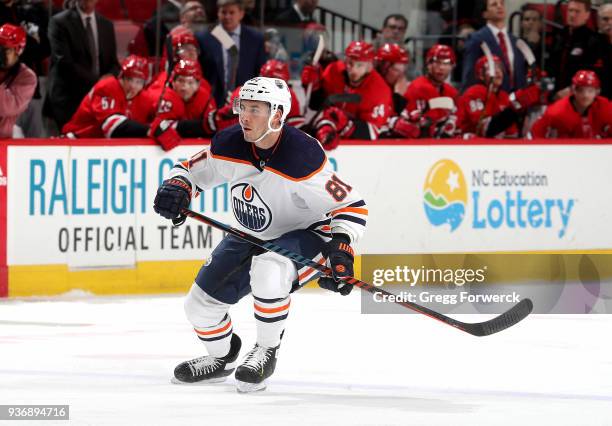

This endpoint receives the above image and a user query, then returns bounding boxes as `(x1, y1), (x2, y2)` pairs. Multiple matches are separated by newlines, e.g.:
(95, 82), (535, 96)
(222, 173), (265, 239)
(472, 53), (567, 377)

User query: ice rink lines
(1, 291), (611, 425)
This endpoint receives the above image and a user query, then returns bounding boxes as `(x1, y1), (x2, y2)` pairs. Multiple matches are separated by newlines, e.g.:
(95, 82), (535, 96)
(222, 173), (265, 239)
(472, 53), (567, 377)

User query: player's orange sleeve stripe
(180, 160), (189, 169)
(209, 152), (253, 167)
(298, 258), (326, 281)
(193, 321), (232, 336)
(253, 301), (291, 314)
(330, 207), (369, 216)
(265, 157), (327, 182)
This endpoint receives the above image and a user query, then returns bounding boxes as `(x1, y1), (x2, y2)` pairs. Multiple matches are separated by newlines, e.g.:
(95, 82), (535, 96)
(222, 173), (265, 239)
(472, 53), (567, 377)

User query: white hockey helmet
(234, 76), (292, 128)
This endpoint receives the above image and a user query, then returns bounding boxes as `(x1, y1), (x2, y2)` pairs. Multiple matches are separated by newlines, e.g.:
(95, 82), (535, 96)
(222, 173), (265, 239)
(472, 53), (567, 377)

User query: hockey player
(62, 55), (151, 138)
(147, 26), (211, 94)
(301, 40), (393, 149)
(148, 59), (217, 150)
(221, 59), (305, 130)
(457, 55), (543, 138)
(401, 44), (459, 138)
(153, 77), (367, 392)
(375, 43), (410, 114)
(530, 70), (612, 138)
(373, 43), (424, 139)
(151, 59), (307, 149)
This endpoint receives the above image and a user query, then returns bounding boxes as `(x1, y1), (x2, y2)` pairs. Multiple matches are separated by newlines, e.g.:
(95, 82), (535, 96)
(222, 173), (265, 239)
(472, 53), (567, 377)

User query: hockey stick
(179, 208), (533, 337)
(154, 35), (178, 116)
(303, 34), (325, 115)
(476, 42), (496, 135)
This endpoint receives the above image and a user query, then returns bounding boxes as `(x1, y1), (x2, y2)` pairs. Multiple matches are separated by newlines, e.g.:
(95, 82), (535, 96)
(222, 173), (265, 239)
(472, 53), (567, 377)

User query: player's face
(0, 47), (19, 69)
(482, 62), (504, 88)
(173, 75), (199, 101)
(345, 58), (372, 85)
(383, 62), (406, 86)
(427, 59), (452, 84)
(120, 77), (145, 100)
(177, 44), (199, 61)
(573, 85), (598, 109)
(238, 99), (272, 142)
(218, 4), (244, 33)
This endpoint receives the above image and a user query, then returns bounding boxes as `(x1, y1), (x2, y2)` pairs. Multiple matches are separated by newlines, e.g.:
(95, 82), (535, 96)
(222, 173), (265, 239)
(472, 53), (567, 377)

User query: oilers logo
(231, 183), (272, 232)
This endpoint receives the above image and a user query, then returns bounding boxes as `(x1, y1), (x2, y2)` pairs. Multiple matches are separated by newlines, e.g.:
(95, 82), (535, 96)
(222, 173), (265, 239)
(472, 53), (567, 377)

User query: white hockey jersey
(168, 124), (367, 243)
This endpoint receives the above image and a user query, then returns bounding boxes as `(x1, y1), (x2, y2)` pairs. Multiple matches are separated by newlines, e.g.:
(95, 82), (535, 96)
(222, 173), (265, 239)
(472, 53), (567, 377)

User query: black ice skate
(234, 343), (279, 393)
(172, 333), (241, 384)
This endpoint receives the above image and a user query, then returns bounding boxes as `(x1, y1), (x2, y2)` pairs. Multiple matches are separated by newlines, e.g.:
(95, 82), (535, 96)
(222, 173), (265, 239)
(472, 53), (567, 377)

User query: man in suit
(196, 0), (266, 106)
(274, 0), (318, 25)
(461, 0), (526, 92)
(46, 0), (120, 129)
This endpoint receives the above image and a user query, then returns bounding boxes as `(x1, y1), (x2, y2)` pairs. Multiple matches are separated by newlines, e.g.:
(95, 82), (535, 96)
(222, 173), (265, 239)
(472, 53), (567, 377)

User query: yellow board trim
(8, 256), (364, 297)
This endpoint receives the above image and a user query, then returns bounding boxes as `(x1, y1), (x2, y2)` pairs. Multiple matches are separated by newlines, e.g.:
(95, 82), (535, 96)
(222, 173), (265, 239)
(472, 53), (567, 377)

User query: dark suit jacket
(274, 6), (314, 25)
(46, 7), (120, 127)
(197, 25), (267, 106)
(461, 25), (527, 93)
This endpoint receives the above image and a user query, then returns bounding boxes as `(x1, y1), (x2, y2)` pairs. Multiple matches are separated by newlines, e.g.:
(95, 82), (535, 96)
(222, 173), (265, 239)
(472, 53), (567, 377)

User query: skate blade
(235, 380), (267, 393)
(171, 376), (228, 385)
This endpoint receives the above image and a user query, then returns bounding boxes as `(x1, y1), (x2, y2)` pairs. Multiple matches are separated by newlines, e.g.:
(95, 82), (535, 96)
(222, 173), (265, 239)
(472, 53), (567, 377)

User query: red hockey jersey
(530, 96), (612, 139)
(62, 76), (149, 138)
(403, 76), (458, 124)
(321, 60), (393, 137)
(457, 84), (518, 137)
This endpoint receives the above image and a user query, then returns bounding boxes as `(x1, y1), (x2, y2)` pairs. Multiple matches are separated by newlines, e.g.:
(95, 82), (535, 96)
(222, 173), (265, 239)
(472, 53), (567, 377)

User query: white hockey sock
(193, 313), (233, 358)
(253, 295), (290, 348)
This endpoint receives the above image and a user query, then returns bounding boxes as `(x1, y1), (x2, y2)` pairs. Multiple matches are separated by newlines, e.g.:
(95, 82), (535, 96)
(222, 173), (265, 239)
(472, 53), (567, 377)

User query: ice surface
(1, 290), (611, 426)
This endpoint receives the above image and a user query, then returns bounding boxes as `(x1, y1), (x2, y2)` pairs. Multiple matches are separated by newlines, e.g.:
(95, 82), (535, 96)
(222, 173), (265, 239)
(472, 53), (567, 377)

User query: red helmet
(572, 70), (600, 89)
(474, 54), (503, 80)
(345, 41), (374, 62)
(170, 26), (198, 53)
(0, 23), (26, 55)
(120, 55), (149, 80)
(172, 59), (202, 80)
(426, 44), (456, 65)
(259, 59), (290, 82)
(375, 43), (409, 64)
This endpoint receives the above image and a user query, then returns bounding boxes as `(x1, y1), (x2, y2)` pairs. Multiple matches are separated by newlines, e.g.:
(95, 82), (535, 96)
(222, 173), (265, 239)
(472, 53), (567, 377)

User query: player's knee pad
(183, 283), (231, 328)
(249, 252), (297, 299)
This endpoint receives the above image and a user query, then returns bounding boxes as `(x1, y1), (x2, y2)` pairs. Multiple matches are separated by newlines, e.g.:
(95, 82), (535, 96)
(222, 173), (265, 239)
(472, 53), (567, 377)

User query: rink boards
(1, 138), (611, 297)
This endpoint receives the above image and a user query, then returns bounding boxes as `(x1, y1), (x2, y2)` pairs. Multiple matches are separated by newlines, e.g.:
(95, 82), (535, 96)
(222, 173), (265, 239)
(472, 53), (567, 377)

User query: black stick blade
(464, 298), (534, 337)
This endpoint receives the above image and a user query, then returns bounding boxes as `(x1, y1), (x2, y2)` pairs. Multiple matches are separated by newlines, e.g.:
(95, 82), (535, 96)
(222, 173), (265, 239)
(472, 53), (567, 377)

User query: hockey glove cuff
(318, 234), (354, 296)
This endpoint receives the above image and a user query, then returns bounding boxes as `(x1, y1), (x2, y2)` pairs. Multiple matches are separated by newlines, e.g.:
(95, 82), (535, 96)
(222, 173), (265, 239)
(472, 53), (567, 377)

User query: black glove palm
(318, 235), (354, 296)
(153, 177), (192, 224)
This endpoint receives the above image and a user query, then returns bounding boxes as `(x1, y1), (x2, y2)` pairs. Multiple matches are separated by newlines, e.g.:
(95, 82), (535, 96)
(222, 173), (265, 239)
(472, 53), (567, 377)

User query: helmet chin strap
(240, 107), (283, 144)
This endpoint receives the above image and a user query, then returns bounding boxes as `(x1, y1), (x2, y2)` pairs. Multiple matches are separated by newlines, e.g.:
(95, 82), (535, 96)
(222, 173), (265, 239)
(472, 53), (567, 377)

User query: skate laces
(187, 356), (222, 376)
(241, 345), (272, 371)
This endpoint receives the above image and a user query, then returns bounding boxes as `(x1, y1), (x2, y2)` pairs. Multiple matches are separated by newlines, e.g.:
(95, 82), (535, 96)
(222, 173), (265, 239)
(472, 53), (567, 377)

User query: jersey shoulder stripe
(265, 126), (326, 181)
(210, 124), (252, 161)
